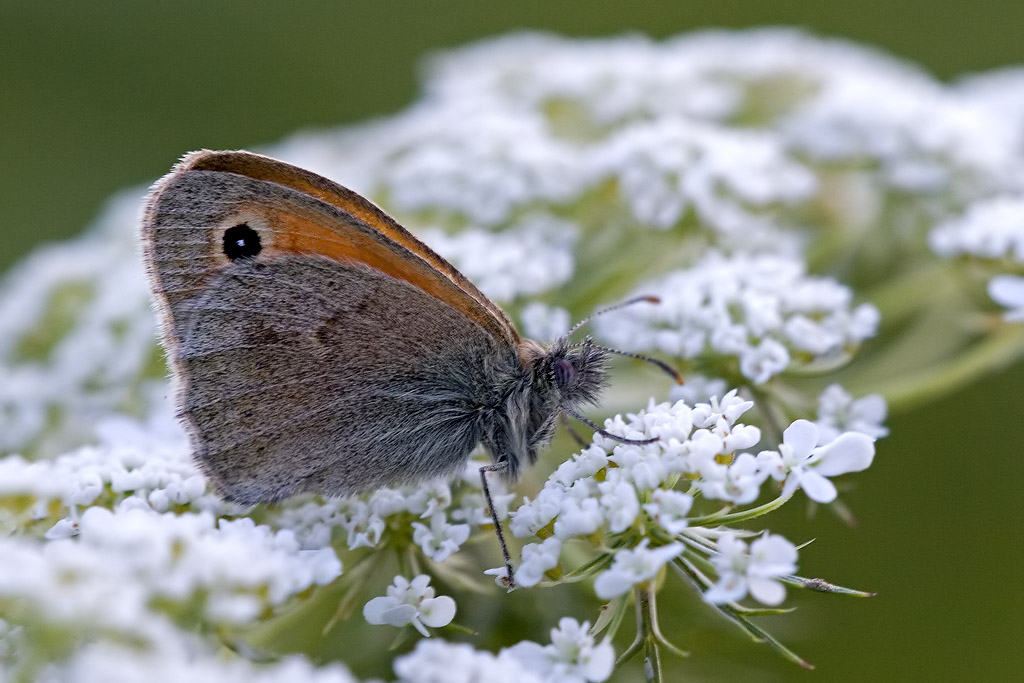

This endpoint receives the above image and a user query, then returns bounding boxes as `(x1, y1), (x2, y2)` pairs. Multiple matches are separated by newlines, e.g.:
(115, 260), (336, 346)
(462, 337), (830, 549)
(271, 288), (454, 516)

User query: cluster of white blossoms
(0, 436), (342, 634)
(929, 196), (1024, 319)
(594, 252), (880, 383)
(930, 196), (1024, 263)
(417, 213), (577, 302)
(0, 507), (341, 627)
(392, 618), (614, 683)
(15, 630), (363, 683)
(5, 29), (1024, 460)
(0, 191), (162, 458)
(6, 25), (1024, 681)
(508, 393), (876, 604)
(269, 458), (513, 561)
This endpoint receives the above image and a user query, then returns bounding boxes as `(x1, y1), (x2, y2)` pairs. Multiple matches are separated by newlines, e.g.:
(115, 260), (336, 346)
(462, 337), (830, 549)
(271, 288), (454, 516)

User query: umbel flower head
(7, 24), (1024, 682)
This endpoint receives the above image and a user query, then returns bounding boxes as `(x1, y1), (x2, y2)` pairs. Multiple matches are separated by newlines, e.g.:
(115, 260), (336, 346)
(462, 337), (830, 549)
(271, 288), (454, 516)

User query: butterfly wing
(141, 152), (527, 502)
(143, 150), (519, 350)
(179, 255), (519, 502)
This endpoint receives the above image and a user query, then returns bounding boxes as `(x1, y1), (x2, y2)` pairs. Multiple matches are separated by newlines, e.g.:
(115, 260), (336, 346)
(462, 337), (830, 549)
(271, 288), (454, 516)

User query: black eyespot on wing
(223, 224), (262, 260)
(554, 357), (575, 388)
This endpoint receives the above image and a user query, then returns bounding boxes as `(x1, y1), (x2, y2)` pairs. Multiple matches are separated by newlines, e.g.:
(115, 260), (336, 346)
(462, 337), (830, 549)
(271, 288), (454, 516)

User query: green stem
(686, 490), (794, 526)
(647, 583), (689, 659)
(616, 589), (645, 665)
(864, 260), (953, 324)
(639, 587), (662, 683)
(879, 322), (1024, 412)
(605, 593), (631, 641)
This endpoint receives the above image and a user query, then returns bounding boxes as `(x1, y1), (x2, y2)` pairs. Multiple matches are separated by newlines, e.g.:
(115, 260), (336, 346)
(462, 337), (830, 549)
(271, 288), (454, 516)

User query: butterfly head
(545, 336), (610, 408)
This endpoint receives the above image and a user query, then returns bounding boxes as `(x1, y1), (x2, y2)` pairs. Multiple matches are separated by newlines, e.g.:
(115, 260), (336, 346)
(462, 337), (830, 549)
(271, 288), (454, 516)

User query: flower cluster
(593, 252), (880, 383)
(11, 23), (1024, 681)
(929, 196), (1024, 318)
(0, 191), (163, 458)
(0, 507), (341, 627)
(417, 213), (577, 302)
(509, 394), (876, 605)
(394, 618), (614, 683)
(930, 196), (1024, 263)
(270, 458), (512, 560)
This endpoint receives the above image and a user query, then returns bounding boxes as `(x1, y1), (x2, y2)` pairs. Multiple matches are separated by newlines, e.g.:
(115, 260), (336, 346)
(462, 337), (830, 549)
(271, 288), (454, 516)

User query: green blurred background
(2, 2), (1022, 681)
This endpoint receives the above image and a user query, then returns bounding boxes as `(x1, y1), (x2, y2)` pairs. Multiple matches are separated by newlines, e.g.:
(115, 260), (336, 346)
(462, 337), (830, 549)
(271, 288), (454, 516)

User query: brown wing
(174, 255), (514, 503)
(141, 149), (520, 352)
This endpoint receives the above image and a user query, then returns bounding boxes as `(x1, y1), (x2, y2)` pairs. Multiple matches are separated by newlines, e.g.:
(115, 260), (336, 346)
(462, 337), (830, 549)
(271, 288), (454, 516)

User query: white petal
(748, 576), (786, 605)
(581, 638), (616, 681)
(750, 537), (798, 577)
(988, 274), (1024, 312)
(855, 393), (888, 424)
(814, 432), (875, 476)
(503, 641), (549, 672)
(781, 474), (800, 499)
(783, 419), (819, 458)
(363, 597), (417, 626)
(704, 573), (747, 604)
(798, 469), (838, 503)
(419, 596), (457, 628)
(594, 569), (634, 599)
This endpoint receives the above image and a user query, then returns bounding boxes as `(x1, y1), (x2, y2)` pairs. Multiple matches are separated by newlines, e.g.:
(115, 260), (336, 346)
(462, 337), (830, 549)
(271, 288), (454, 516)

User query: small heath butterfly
(141, 150), (677, 587)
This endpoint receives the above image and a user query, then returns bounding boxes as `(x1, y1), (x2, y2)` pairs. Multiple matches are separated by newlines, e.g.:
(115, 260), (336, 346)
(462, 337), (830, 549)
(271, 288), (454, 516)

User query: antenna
(580, 342), (684, 385)
(565, 295), (661, 337)
(565, 295), (684, 384)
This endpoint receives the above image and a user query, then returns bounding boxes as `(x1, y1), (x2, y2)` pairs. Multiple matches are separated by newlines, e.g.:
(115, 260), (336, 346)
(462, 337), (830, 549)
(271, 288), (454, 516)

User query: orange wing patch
(179, 150), (519, 344)
(223, 201), (513, 344)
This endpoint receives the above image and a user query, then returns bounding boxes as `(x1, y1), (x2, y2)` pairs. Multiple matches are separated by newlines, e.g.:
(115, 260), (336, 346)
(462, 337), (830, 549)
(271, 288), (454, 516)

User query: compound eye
(553, 357), (576, 388)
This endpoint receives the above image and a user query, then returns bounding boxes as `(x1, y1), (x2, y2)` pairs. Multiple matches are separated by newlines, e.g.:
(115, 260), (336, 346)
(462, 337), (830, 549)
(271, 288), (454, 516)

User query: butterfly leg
(479, 463), (516, 591)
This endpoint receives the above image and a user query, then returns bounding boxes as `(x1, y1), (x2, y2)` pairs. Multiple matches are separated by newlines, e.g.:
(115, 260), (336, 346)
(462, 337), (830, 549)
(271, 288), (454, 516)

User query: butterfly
(141, 150), (677, 587)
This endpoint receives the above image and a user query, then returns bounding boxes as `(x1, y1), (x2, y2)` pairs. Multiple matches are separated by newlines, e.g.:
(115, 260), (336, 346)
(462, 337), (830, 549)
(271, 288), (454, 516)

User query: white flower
(515, 537), (563, 587)
(504, 618), (615, 683)
(593, 540), (683, 599)
(344, 505), (386, 550)
(815, 383), (889, 443)
(412, 513), (471, 563)
(988, 274), (1024, 321)
(483, 565), (512, 588)
(705, 532), (797, 606)
(363, 574), (456, 637)
(418, 214), (577, 302)
(930, 196), (1024, 262)
(394, 639), (543, 683)
(44, 518), (80, 539)
(369, 487), (413, 518)
(597, 478), (640, 533)
(700, 452), (770, 505)
(739, 338), (791, 384)
(643, 489), (693, 535)
(510, 485), (564, 538)
(594, 253), (877, 384)
(691, 389), (754, 428)
(760, 419), (876, 503)
(553, 493), (603, 540)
